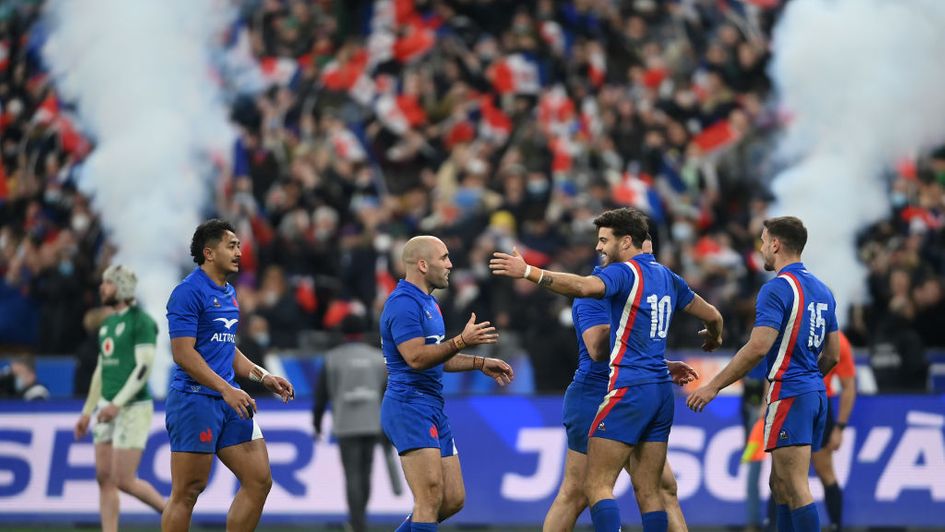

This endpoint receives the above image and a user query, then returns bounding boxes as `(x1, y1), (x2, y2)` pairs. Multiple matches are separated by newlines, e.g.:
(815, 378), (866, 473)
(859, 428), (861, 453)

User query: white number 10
(647, 294), (673, 339)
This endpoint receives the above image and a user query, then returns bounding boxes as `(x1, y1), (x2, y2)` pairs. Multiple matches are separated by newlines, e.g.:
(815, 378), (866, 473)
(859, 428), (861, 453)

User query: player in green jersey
(74, 264), (166, 531)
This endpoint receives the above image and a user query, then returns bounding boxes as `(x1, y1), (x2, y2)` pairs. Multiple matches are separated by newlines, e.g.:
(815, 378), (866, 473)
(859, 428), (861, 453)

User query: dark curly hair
(593, 207), (650, 248)
(190, 219), (236, 265)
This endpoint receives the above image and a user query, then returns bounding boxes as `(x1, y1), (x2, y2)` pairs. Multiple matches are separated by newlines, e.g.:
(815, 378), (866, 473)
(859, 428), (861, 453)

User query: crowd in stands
(1, 0), (942, 393)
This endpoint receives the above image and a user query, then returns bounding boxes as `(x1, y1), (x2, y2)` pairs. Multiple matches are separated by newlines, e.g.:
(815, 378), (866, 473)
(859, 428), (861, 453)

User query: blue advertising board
(0, 395), (942, 527)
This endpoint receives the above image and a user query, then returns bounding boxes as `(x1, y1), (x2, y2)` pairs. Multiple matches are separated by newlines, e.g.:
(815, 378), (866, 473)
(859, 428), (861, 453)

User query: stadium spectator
(0, 356), (50, 400)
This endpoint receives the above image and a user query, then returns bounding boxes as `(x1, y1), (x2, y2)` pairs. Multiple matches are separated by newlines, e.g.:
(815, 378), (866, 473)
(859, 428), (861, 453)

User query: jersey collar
(194, 267), (230, 293)
(778, 261), (806, 274)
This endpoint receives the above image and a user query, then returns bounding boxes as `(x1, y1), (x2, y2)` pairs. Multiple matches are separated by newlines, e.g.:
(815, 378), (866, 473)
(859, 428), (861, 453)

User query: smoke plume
(44, 0), (234, 395)
(768, 0), (945, 317)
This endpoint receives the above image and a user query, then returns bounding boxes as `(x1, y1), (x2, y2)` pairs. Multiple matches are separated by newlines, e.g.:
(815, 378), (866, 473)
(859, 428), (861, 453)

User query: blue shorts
(563, 379), (609, 454)
(588, 382), (674, 445)
(381, 394), (456, 457)
(165, 388), (262, 453)
(763, 390), (827, 452)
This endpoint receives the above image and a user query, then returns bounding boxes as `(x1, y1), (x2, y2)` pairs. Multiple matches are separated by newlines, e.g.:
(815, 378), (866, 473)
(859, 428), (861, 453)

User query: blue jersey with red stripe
(755, 262), (837, 402)
(594, 254), (696, 389)
(380, 280), (446, 405)
(572, 267), (611, 384)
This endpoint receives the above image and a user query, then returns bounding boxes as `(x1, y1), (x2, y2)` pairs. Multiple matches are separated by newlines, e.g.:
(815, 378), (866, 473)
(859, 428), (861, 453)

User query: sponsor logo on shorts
(597, 422), (606, 432)
(779, 430), (788, 440)
(429, 425), (438, 439)
(200, 428), (213, 443)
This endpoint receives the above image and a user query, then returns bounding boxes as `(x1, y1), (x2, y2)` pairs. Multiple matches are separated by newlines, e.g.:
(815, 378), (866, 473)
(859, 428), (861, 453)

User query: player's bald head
(402, 235), (445, 266)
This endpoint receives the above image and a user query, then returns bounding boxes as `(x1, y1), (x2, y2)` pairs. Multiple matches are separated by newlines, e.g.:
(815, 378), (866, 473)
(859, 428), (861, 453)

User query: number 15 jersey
(755, 262), (837, 402)
(594, 253), (695, 391)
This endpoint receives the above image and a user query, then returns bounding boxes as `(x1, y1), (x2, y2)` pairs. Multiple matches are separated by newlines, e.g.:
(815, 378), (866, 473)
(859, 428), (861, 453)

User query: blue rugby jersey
(594, 254), (695, 390)
(379, 280), (446, 404)
(166, 268), (241, 396)
(755, 262), (837, 402)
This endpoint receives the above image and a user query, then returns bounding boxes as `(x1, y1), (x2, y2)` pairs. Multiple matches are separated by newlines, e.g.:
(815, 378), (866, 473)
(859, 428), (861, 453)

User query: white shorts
(92, 399), (153, 449)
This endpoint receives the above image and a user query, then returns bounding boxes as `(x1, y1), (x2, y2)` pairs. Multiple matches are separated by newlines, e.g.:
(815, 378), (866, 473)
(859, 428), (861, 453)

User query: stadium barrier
(0, 395), (942, 526)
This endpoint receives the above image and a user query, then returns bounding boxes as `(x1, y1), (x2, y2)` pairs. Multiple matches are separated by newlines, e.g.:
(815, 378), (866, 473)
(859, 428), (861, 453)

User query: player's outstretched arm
(399, 312), (498, 371)
(683, 294), (723, 351)
(234, 348), (295, 403)
(172, 337), (256, 419)
(490, 248), (605, 298)
(686, 326), (777, 412)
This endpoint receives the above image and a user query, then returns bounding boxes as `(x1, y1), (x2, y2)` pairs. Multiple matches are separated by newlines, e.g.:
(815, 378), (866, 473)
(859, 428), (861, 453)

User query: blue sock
(590, 499), (621, 532)
(791, 503), (819, 532)
(395, 513), (412, 532)
(410, 523), (437, 532)
(777, 504), (795, 532)
(641, 511), (668, 532)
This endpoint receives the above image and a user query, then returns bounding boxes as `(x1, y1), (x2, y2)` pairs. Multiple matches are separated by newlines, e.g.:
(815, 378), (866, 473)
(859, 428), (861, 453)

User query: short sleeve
(825, 292), (839, 334)
(388, 297), (425, 346)
(166, 284), (202, 339)
(670, 271), (696, 311)
(574, 297), (610, 333)
(595, 263), (632, 299)
(135, 312), (159, 345)
(754, 279), (789, 330)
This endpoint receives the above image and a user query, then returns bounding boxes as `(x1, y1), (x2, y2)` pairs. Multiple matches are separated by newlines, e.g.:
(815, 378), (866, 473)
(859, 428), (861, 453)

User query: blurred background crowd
(1, 0), (943, 395)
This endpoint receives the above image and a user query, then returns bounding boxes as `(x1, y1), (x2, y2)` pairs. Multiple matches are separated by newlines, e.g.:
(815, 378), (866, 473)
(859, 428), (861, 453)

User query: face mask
(72, 214), (91, 233)
(527, 179), (549, 195)
(891, 192), (908, 208)
(58, 260), (74, 276)
(253, 333), (270, 348)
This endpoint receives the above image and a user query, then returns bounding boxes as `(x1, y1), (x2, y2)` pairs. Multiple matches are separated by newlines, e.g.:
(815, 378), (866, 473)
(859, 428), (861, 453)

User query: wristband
(523, 264), (532, 280)
(451, 334), (467, 352)
(249, 365), (271, 383)
(475, 356), (485, 370)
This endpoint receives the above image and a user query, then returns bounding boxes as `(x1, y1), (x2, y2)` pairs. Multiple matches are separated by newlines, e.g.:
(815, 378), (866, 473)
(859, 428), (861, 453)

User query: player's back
(379, 279), (445, 404)
(595, 253), (695, 390)
(756, 262), (837, 402)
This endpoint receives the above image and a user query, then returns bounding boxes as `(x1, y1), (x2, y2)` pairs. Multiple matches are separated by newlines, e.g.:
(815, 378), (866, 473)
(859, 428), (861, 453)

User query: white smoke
(43, 0), (235, 396)
(768, 0), (945, 318)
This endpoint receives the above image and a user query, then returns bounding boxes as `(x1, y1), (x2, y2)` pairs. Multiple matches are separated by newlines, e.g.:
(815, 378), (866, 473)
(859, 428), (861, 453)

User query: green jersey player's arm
(81, 362), (103, 416)
(110, 343), (155, 407)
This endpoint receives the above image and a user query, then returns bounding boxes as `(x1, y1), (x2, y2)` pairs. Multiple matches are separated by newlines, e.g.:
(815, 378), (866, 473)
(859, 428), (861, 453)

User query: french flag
(488, 54), (540, 95)
(538, 85), (576, 137)
(587, 42), (606, 88)
(550, 135), (579, 175)
(321, 49), (369, 92)
(479, 96), (512, 144)
(692, 119), (740, 153)
(375, 93), (426, 135)
(330, 127), (367, 162)
(259, 56), (298, 87)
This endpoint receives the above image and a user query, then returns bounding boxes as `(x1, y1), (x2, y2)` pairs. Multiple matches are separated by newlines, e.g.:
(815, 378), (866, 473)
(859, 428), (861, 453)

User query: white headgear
(103, 264), (137, 301)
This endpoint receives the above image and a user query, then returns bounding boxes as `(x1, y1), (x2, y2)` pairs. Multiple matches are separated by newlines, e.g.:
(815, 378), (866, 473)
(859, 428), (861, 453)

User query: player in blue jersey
(687, 216), (840, 532)
(492, 208), (724, 532)
(163, 219), (295, 532)
(543, 244), (699, 532)
(382, 235), (515, 532)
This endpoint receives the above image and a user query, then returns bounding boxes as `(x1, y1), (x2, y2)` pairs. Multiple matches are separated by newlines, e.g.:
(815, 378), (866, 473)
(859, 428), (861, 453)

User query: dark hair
(339, 314), (368, 336)
(763, 216), (807, 254)
(190, 219), (236, 265)
(593, 208), (649, 248)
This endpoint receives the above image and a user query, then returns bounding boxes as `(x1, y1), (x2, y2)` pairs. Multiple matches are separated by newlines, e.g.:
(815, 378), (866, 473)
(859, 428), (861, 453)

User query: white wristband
(249, 365), (271, 383)
(523, 264), (532, 280)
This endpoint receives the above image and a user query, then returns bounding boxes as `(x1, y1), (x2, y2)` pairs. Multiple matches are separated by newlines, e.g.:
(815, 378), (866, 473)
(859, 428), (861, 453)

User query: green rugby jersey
(99, 306), (157, 403)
